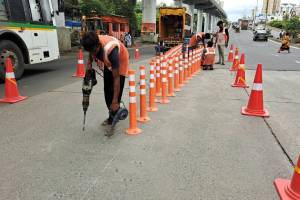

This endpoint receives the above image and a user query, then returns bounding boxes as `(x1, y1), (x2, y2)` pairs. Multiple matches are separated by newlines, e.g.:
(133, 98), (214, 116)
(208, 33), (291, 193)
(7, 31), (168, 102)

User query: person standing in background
(215, 20), (229, 65)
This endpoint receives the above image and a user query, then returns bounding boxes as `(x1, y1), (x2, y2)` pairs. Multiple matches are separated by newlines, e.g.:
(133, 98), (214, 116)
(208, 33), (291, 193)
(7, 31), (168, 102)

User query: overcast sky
(156, 0), (300, 21)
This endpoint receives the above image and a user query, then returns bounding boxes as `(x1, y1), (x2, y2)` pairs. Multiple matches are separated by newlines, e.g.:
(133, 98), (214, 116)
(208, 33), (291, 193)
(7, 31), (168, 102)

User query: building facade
(262, 0), (281, 15)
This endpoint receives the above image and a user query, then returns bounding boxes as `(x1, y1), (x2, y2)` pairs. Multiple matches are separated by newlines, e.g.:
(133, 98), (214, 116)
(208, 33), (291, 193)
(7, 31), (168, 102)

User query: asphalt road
(229, 30), (300, 71)
(0, 45), (155, 100)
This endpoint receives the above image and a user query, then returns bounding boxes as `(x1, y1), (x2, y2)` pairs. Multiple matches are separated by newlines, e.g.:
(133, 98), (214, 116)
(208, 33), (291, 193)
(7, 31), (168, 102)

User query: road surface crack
(243, 88), (295, 167)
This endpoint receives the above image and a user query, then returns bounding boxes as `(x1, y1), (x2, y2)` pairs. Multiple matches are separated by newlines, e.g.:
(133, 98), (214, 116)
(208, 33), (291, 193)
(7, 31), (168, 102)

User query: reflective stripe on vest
(103, 38), (120, 63)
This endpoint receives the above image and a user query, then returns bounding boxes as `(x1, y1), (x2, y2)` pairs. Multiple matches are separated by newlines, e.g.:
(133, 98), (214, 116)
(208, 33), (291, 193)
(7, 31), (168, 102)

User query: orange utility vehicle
(159, 7), (192, 49)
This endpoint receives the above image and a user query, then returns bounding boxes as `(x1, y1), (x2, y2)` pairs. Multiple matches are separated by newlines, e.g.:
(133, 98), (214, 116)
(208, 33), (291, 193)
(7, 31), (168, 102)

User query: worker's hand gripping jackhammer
(82, 68), (97, 131)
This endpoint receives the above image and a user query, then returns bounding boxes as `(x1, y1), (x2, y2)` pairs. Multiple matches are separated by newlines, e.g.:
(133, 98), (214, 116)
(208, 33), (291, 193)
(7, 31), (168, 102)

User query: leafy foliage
(79, 0), (138, 33)
(284, 17), (300, 36)
(79, 0), (114, 15)
(268, 20), (284, 29)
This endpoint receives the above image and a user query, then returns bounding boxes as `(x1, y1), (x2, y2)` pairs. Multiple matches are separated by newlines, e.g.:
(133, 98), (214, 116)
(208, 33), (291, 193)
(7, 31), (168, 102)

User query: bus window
(120, 23), (125, 32)
(58, 0), (64, 12)
(87, 20), (95, 31)
(112, 23), (119, 32)
(95, 19), (103, 30)
(0, 0), (7, 20)
(103, 22), (109, 34)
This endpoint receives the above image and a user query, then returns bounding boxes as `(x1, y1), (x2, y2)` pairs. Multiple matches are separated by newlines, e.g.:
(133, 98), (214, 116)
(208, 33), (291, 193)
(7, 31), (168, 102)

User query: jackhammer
(82, 68), (97, 131)
(81, 67), (128, 132)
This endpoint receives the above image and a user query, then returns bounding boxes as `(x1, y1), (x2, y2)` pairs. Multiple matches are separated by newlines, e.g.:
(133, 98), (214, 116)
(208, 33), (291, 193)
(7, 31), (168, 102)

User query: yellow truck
(159, 7), (192, 48)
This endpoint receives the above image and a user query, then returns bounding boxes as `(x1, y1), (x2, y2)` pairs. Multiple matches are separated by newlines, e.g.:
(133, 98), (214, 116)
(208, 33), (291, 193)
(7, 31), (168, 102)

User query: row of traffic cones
(126, 45), (202, 135)
(228, 45), (269, 117)
(228, 45), (300, 199)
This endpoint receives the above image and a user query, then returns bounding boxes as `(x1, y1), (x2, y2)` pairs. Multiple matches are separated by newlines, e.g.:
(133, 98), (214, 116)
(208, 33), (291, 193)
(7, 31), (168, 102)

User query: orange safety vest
(189, 32), (204, 47)
(203, 47), (215, 66)
(216, 28), (228, 44)
(98, 35), (129, 76)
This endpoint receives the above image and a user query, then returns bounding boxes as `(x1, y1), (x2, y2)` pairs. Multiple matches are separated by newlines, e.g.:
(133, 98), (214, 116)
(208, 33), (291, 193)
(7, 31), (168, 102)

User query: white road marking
(271, 53), (280, 57)
(296, 60), (300, 64)
(269, 39), (300, 50)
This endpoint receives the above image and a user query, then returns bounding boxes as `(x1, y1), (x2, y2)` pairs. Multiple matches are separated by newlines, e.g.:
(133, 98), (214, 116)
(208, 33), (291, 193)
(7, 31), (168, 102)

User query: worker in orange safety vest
(188, 32), (211, 49)
(81, 31), (129, 131)
(201, 41), (216, 70)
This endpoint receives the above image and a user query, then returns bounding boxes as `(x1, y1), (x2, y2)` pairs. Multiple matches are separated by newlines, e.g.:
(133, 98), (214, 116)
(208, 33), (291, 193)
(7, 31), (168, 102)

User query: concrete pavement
(0, 60), (295, 199)
(0, 31), (299, 199)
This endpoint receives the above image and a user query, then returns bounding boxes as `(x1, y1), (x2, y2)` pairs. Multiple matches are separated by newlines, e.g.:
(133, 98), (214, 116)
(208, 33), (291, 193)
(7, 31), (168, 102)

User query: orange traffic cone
(179, 53), (184, 87)
(274, 155), (300, 200)
(0, 58), (28, 103)
(155, 56), (162, 97)
(126, 69), (142, 135)
(227, 45), (234, 62)
(188, 50), (192, 80)
(134, 48), (141, 60)
(232, 62), (249, 88)
(174, 54), (181, 92)
(240, 53), (246, 67)
(167, 57), (175, 97)
(73, 49), (85, 78)
(241, 64), (269, 117)
(137, 66), (150, 122)
(229, 49), (239, 71)
(147, 68), (158, 112)
(184, 50), (189, 83)
(160, 58), (170, 104)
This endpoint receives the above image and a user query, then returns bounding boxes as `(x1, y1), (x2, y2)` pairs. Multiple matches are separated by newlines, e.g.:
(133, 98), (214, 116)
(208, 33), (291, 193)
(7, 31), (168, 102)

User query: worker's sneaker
(101, 118), (112, 126)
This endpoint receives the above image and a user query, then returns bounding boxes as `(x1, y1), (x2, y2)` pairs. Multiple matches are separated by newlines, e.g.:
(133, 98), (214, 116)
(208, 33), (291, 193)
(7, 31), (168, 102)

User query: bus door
(28, 0), (48, 47)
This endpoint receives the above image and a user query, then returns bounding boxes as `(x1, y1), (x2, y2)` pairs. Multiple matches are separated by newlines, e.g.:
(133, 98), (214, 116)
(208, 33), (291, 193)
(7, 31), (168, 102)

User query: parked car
(253, 29), (268, 41)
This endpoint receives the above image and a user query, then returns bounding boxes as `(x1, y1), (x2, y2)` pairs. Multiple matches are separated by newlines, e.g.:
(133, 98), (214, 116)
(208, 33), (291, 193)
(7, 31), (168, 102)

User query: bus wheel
(0, 40), (25, 81)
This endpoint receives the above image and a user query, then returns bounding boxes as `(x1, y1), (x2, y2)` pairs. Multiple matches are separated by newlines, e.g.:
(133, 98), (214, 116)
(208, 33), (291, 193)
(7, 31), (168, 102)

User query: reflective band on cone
(126, 69), (142, 135)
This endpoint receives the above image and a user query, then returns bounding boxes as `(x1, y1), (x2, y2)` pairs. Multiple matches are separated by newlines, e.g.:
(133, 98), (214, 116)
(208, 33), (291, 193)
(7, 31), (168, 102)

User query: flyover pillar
(189, 4), (195, 33)
(204, 13), (210, 33)
(197, 9), (203, 32)
(174, 0), (183, 6)
(141, 0), (156, 42)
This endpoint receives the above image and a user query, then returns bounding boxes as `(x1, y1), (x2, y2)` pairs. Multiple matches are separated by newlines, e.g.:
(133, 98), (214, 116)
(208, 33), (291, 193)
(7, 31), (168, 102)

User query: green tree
(79, 0), (114, 16)
(284, 16), (300, 40)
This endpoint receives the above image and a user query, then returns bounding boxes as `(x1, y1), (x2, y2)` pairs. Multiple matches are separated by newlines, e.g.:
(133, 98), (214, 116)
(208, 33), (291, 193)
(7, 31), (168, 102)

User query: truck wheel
(0, 40), (25, 81)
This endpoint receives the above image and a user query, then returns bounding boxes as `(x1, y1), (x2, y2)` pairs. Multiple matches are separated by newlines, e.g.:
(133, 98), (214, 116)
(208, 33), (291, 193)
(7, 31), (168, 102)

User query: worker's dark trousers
(103, 67), (125, 110)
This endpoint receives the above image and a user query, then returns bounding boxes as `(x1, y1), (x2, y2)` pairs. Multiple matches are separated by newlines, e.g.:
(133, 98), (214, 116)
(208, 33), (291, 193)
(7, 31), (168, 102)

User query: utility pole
(265, 0), (269, 28)
(254, 0), (259, 25)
